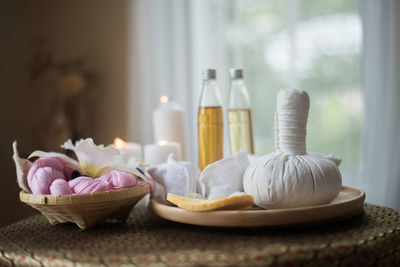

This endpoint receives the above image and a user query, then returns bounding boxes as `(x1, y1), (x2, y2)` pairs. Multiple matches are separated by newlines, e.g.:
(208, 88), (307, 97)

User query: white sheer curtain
(128, 0), (228, 162)
(127, 0), (191, 155)
(360, 0), (400, 211)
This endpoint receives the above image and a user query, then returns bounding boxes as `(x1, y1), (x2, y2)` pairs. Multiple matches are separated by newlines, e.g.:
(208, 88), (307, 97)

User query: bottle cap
(229, 69), (243, 79)
(203, 69), (216, 80)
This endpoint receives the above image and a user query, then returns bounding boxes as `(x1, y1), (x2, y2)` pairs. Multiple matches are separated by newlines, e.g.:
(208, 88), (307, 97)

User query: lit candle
(144, 140), (182, 166)
(112, 137), (142, 162)
(153, 95), (187, 160)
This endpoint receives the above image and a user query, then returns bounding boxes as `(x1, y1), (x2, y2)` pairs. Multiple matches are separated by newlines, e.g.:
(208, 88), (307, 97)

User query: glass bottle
(198, 69), (223, 170)
(228, 69), (254, 154)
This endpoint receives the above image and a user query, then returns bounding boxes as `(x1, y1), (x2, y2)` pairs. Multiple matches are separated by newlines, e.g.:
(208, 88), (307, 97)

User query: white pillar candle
(112, 138), (142, 162)
(153, 95), (187, 160)
(144, 140), (182, 166)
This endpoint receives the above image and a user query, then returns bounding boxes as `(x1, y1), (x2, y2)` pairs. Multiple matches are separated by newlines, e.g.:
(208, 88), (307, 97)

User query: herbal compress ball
(243, 89), (342, 209)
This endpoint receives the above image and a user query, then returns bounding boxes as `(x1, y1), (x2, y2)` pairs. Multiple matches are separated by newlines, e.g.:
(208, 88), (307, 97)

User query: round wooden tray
(150, 186), (365, 227)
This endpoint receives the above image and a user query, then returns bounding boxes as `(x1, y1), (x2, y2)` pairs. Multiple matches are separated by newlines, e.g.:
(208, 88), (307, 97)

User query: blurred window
(223, 0), (362, 174)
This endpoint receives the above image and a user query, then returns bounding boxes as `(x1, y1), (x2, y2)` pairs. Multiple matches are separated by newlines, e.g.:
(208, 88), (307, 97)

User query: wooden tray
(150, 186), (365, 227)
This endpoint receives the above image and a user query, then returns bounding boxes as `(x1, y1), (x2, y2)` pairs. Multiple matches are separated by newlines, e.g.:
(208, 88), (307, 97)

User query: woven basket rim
(19, 183), (151, 206)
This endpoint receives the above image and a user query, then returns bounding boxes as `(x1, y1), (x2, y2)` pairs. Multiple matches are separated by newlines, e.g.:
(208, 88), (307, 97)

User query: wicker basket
(19, 184), (151, 229)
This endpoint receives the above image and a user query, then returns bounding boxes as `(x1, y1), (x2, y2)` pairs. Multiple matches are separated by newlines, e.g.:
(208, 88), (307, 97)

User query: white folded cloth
(199, 151), (249, 199)
(148, 154), (200, 199)
(148, 151), (250, 202)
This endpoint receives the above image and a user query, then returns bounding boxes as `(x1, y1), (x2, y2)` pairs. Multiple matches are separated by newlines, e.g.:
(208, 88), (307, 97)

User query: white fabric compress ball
(243, 89), (342, 209)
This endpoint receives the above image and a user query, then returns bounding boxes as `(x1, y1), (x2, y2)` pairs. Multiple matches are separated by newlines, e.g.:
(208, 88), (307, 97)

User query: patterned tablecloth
(0, 203), (399, 266)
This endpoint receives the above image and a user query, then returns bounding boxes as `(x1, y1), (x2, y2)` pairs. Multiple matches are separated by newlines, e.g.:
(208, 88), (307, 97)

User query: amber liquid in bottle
(228, 108), (254, 154)
(198, 106), (223, 170)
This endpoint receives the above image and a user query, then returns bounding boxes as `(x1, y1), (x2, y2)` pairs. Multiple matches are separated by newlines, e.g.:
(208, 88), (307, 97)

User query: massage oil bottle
(228, 69), (254, 155)
(198, 69), (223, 171)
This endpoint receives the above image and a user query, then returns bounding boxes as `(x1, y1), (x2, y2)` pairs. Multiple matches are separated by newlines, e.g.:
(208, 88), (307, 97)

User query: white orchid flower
(61, 138), (123, 178)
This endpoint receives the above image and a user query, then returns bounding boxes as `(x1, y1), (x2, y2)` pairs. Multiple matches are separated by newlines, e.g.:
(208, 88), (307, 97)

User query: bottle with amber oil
(198, 69), (223, 170)
(228, 69), (254, 154)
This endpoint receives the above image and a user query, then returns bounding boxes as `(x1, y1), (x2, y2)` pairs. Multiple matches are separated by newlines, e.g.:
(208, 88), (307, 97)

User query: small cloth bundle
(198, 151), (249, 199)
(148, 154), (200, 198)
(149, 151), (254, 211)
(243, 89), (342, 209)
(27, 157), (76, 194)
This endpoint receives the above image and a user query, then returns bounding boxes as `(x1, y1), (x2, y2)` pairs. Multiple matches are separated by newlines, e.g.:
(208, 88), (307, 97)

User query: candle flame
(114, 137), (127, 148)
(158, 140), (168, 146)
(160, 95), (170, 103)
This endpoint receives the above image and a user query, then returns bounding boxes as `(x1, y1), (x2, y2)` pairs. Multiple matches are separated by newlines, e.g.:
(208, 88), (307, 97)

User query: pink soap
(49, 179), (73, 195)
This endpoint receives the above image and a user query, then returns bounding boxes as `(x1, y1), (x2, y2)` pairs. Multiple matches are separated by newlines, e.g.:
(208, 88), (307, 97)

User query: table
(0, 204), (399, 266)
